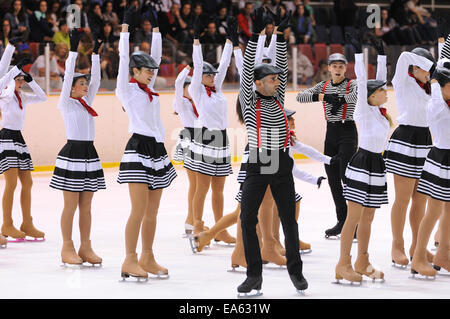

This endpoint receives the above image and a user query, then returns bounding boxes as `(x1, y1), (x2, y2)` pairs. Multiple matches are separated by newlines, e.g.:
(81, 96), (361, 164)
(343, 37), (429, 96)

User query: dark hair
(236, 98), (244, 124)
(9, 0), (27, 22)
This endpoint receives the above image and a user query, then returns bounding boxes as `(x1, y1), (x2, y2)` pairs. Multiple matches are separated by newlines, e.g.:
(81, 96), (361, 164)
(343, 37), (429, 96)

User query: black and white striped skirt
(417, 147), (450, 202)
(235, 186), (302, 203)
(117, 133), (177, 190)
(50, 140), (106, 192)
(183, 127), (232, 177)
(0, 128), (33, 174)
(384, 125), (432, 179)
(173, 127), (194, 163)
(343, 148), (388, 208)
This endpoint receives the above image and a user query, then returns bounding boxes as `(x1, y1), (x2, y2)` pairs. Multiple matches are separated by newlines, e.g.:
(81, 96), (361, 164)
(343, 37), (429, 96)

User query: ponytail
(385, 111), (394, 128)
(236, 98), (244, 124)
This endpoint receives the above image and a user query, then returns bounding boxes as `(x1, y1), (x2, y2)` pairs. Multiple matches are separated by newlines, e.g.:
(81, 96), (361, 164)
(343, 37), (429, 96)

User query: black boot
(325, 220), (345, 238)
(237, 276), (262, 293)
(290, 273), (308, 291)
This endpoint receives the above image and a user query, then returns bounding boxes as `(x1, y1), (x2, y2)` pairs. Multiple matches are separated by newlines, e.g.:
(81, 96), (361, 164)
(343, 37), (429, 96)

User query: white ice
(0, 160), (448, 299)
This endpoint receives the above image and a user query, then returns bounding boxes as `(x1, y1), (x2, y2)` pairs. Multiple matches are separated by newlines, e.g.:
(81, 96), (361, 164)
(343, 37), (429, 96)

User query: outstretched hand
(93, 38), (103, 54)
(225, 16), (239, 47)
(251, 6), (267, 34)
(193, 16), (202, 40)
(69, 28), (84, 52)
(123, 4), (137, 26)
(370, 36), (385, 56)
(317, 176), (327, 188)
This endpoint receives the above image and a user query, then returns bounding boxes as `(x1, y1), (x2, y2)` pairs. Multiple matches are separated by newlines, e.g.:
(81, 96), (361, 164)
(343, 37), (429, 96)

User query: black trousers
(240, 150), (302, 277)
(324, 121), (358, 223)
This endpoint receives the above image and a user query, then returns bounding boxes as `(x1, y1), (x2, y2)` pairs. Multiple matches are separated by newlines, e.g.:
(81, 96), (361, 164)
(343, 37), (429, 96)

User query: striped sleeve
(275, 35), (288, 105)
(238, 35), (258, 115)
(296, 82), (325, 103)
(441, 35), (450, 59)
(343, 79), (358, 104)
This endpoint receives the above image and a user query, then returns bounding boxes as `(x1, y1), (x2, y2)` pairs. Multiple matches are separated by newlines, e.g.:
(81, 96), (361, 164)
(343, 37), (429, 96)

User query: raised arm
(376, 55), (387, 83)
(267, 33), (277, 66)
(188, 40), (203, 105)
(233, 46), (243, 78)
(0, 66), (20, 91)
(275, 33), (288, 104)
(254, 33), (266, 65)
(238, 34), (257, 114)
(354, 53), (368, 105)
(214, 40), (233, 89)
(292, 140), (331, 164)
(116, 29), (131, 103)
(296, 82), (324, 103)
(148, 30), (161, 89)
(441, 35), (450, 59)
(22, 76), (47, 105)
(392, 51), (434, 87)
(59, 51), (77, 106)
(84, 54), (101, 105)
(0, 43), (15, 78)
(174, 66), (190, 113)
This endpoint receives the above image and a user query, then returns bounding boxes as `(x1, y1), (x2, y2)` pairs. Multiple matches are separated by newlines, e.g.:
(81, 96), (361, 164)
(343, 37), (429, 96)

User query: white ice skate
(182, 224), (194, 238)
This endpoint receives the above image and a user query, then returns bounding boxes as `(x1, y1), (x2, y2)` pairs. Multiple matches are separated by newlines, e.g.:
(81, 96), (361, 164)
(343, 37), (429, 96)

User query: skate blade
(433, 265), (450, 276)
(324, 235), (340, 240)
(148, 272), (169, 280)
(0, 244), (7, 249)
(237, 290), (263, 298)
(263, 263), (287, 270)
(6, 238), (26, 243)
(332, 278), (363, 286)
(119, 273), (149, 283)
(188, 236), (199, 254)
(409, 271), (436, 281)
(61, 263), (84, 269)
(214, 241), (236, 247)
(300, 249), (312, 255)
(227, 266), (246, 273)
(81, 262), (103, 269)
(391, 260), (409, 269)
(25, 237), (45, 242)
(295, 289), (306, 295)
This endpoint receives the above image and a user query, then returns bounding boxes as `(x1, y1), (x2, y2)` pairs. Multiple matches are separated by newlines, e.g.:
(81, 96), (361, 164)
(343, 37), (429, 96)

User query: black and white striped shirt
(296, 77), (358, 123)
(238, 34), (289, 151)
(441, 35), (450, 59)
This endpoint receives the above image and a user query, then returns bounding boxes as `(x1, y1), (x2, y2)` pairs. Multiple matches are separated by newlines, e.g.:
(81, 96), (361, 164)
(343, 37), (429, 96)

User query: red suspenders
(322, 79), (353, 123)
(256, 98), (290, 152)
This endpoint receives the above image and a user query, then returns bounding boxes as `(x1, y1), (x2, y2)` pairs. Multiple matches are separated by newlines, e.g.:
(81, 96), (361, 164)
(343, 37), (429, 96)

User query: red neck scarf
(289, 130), (296, 146)
(408, 72), (431, 95)
(130, 78), (159, 102)
(14, 90), (23, 109)
(71, 97), (98, 117)
(446, 100), (450, 108)
(379, 107), (387, 117)
(184, 96), (199, 118)
(205, 85), (216, 97)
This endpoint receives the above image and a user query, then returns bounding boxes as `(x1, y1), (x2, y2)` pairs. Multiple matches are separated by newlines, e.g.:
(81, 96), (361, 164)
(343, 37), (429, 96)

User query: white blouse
(188, 41), (232, 130)
(428, 82), (450, 149)
(58, 52), (100, 141)
(173, 67), (199, 128)
(392, 51), (434, 127)
(0, 67), (47, 131)
(0, 44), (15, 79)
(116, 32), (165, 142)
(354, 53), (390, 154)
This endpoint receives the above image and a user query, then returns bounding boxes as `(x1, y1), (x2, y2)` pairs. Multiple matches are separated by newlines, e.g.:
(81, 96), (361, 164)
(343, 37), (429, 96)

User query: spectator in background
(180, 1), (194, 43)
(289, 49), (314, 85)
(134, 18), (152, 46)
(333, 0), (357, 28)
(192, 2), (209, 30)
(55, 42), (68, 76)
(215, 4), (228, 39)
(53, 20), (70, 49)
(102, 0), (120, 36)
(406, 0), (437, 43)
(71, 0), (91, 33)
(267, 0), (281, 14)
(48, 0), (61, 33)
(237, 2), (253, 44)
(98, 21), (119, 50)
(374, 9), (401, 45)
(159, 3), (189, 60)
(303, 0), (316, 26)
(29, 0), (54, 42)
(88, 2), (105, 37)
(1, 19), (13, 50)
(200, 20), (225, 64)
(30, 43), (62, 90)
(4, 0), (30, 42)
(312, 59), (330, 85)
(293, 3), (314, 44)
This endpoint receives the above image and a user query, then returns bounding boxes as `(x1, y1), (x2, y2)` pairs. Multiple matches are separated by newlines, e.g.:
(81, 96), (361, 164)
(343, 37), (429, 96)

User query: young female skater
(296, 49), (358, 239)
(172, 65), (198, 236)
(237, 8), (307, 295)
(334, 36), (392, 283)
(116, 7), (176, 280)
(0, 43), (47, 242)
(183, 17), (235, 244)
(383, 45), (436, 267)
(411, 65), (450, 277)
(49, 29), (105, 266)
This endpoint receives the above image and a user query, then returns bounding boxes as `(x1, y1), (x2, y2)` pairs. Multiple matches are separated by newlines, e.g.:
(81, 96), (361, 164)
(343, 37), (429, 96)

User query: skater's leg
(241, 174), (269, 277)
(77, 191), (101, 265)
(61, 191), (82, 264)
(186, 168), (197, 227)
(335, 201), (363, 282)
(260, 187), (286, 265)
(354, 207), (383, 279)
(391, 174), (416, 265)
(409, 180), (430, 260)
(272, 203), (285, 256)
(433, 205), (450, 272)
(433, 213), (442, 247)
(122, 183), (148, 278)
(140, 188), (167, 275)
(1, 168), (25, 238)
(211, 176), (235, 243)
(192, 172), (212, 233)
(231, 205), (247, 268)
(18, 170), (44, 238)
(270, 175), (301, 276)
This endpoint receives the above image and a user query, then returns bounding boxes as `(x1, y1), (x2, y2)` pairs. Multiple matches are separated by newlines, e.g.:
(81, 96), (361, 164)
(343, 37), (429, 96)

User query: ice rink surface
(0, 160), (448, 299)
